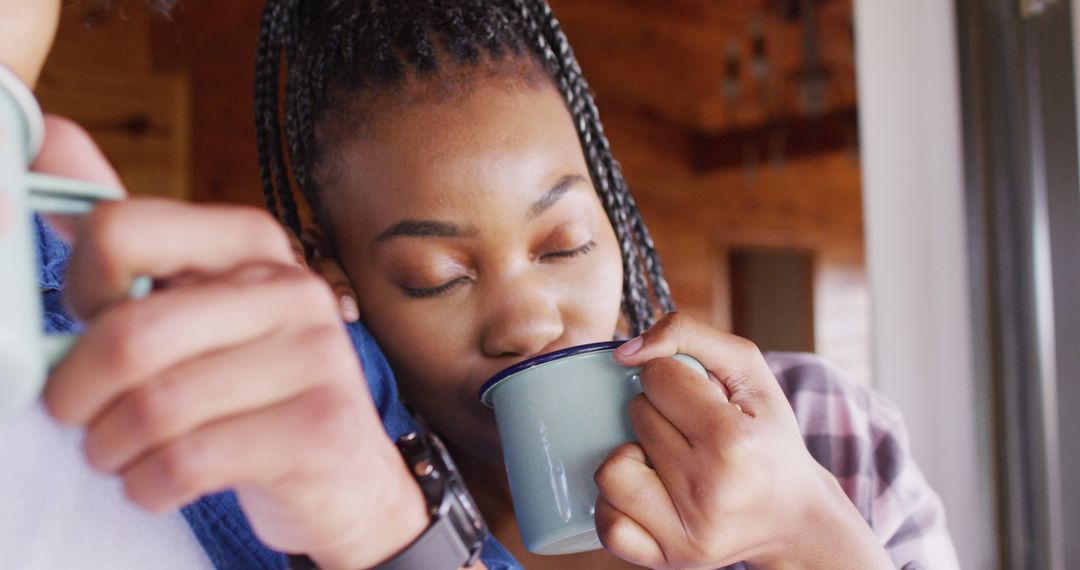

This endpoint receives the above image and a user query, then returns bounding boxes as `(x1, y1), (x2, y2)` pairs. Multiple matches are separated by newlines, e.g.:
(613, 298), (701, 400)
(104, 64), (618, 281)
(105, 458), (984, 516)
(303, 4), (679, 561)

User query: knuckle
(81, 431), (111, 472)
(594, 457), (618, 490)
(595, 512), (634, 550)
(299, 324), (340, 358)
(639, 360), (664, 382)
(41, 388), (71, 424)
(80, 203), (131, 284)
(279, 271), (336, 314)
(98, 305), (150, 374)
(124, 384), (178, 441)
(121, 476), (155, 511)
(664, 310), (688, 328)
(639, 359), (680, 386)
(731, 334), (761, 357)
(233, 206), (292, 259)
(627, 393), (650, 422)
(594, 451), (631, 490)
(725, 427), (759, 464)
(84, 202), (127, 248)
(303, 387), (358, 454)
(286, 326), (355, 391)
(657, 311), (690, 337)
(155, 438), (210, 498)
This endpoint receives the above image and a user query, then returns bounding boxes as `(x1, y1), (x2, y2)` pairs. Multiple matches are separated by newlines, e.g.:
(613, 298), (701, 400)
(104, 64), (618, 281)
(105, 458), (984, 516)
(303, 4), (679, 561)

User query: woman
(256, 1), (959, 568)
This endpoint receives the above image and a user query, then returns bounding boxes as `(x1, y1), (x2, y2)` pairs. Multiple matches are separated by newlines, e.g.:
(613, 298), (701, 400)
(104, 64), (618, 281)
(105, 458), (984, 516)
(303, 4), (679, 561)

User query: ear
(302, 227), (360, 323)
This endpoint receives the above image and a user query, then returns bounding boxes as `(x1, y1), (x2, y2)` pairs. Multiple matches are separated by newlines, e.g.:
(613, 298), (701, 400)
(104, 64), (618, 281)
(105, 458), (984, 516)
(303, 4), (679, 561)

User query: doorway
(729, 248), (815, 353)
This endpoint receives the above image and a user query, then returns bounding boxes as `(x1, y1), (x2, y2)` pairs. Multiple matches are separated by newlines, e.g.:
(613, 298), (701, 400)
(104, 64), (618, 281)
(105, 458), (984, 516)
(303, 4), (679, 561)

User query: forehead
(317, 73), (590, 230)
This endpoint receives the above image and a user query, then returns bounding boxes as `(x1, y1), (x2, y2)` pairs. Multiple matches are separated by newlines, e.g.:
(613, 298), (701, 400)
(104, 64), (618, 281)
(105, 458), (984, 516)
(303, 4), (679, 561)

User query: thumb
(32, 115), (126, 242)
(614, 312), (782, 412)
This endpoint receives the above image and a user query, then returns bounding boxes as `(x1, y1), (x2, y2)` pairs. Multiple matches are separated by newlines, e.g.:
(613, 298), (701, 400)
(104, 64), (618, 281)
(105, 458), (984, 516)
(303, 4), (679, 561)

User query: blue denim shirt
(34, 216), (520, 570)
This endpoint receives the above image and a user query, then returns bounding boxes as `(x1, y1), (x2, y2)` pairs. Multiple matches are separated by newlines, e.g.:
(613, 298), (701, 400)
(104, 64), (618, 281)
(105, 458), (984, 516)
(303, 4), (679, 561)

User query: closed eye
(540, 240), (597, 261)
(403, 276), (471, 299)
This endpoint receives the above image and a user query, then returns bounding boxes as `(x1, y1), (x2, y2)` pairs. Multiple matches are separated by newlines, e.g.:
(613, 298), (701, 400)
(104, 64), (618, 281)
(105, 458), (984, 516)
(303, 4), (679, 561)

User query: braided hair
(254, 0), (675, 334)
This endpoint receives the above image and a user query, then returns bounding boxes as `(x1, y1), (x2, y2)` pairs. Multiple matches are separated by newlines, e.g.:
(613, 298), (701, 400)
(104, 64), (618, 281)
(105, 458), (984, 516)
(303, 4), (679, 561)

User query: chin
(481, 432), (507, 468)
(470, 416), (506, 467)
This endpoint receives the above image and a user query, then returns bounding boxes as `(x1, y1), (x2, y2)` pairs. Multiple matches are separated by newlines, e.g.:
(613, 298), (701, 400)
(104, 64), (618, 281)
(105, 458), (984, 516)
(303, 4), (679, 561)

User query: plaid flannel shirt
(718, 353), (959, 570)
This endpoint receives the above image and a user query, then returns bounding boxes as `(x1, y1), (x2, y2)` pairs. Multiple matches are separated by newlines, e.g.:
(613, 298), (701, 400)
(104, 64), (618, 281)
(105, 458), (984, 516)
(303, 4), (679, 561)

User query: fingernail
(617, 336), (643, 356)
(339, 295), (360, 321)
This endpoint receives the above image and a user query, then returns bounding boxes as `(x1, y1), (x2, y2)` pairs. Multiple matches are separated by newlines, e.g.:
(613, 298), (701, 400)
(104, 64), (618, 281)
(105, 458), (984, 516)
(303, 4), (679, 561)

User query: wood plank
(35, 68), (191, 200)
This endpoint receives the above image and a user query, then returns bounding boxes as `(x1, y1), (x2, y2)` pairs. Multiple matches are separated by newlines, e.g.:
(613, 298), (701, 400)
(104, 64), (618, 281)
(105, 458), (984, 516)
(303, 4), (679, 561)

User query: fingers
(615, 312), (780, 414)
(82, 322), (353, 474)
(639, 358), (732, 441)
(65, 199), (294, 319)
(595, 496), (665, 569)
(33, 115), (125, 189)
(117, 383), (368, 513)
(627, 393), (689, 462)
(34, 115), (126, 242)
(44, 263), (336, 426)
(594, 443), (684, 565)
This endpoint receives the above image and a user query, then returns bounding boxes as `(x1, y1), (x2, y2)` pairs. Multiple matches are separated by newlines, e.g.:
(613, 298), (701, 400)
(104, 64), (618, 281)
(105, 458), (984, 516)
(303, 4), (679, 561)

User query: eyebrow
(373, 174), (588, 245)
(525, 174), (588, 221)
(374, 220), (479, 243)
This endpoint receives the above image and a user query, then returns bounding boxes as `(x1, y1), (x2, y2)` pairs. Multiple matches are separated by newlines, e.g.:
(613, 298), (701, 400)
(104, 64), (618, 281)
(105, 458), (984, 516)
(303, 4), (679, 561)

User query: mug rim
(478, 340), (626, 407)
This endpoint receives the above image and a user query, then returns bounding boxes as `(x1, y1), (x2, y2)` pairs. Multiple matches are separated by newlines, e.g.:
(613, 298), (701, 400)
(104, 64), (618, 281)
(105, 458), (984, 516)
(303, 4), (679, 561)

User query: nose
(480, 275), (565, 359)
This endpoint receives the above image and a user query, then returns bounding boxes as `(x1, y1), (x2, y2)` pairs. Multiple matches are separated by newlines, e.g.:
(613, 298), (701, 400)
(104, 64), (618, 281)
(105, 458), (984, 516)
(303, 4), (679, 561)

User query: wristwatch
(374, 422), (489, 570)
(289, 423), (488, 570)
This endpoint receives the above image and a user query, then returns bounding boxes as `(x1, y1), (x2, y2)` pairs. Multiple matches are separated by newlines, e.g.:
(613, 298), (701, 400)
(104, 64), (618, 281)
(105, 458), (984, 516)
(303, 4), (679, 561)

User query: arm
(768, 353), (960, 569)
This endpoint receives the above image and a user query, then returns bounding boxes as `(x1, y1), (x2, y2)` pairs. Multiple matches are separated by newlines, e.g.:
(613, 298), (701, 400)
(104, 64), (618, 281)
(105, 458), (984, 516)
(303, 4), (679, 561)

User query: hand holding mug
(596, 312), (893, 570)
(35, 119), (430, 569)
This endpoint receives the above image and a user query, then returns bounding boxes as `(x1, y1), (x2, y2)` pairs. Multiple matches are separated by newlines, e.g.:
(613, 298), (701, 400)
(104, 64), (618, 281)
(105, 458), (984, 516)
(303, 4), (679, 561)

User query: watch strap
(375, 513), (472, 570)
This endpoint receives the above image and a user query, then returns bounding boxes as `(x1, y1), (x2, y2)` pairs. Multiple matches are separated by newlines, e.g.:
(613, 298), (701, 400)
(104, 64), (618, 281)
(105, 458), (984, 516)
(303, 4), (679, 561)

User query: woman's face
(319, 73), (625, 465)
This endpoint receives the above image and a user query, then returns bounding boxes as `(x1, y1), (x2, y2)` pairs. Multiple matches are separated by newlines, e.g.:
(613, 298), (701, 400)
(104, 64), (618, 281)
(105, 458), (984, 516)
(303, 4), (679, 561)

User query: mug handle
(28, 172), (153, 367)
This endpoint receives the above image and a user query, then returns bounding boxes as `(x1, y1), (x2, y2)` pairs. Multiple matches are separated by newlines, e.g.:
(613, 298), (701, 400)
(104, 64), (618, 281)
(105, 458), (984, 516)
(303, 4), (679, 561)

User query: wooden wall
(38, 2), (190, 200)
(40, 0), (871, 384)
(597, 104), (870, 383)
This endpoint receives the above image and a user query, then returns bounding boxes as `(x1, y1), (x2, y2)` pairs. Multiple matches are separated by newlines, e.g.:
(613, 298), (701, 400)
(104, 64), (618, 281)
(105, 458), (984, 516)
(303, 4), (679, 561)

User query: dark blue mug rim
(478, 340), (627, 407)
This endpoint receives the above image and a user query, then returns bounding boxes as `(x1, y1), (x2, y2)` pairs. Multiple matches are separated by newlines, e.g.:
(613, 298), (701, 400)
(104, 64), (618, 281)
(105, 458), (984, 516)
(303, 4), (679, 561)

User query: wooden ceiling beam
(688, 106), (857, 172)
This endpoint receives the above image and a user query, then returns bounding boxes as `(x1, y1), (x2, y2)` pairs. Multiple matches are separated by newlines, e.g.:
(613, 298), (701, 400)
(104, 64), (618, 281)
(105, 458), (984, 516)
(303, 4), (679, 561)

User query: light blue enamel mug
(479, 341), (707, 555)
(0, 65), (148, 420)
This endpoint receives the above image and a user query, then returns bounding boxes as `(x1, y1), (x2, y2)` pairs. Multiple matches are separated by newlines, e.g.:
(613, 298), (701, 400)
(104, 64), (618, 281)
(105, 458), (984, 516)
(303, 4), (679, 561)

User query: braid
(513, 0), (675, 333)
(254, 0), (283, 221)
(254, 0), (675, 333)
(254, 0), (302, 234)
